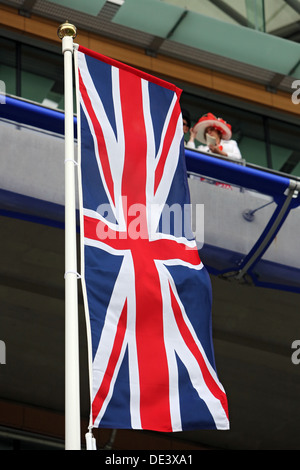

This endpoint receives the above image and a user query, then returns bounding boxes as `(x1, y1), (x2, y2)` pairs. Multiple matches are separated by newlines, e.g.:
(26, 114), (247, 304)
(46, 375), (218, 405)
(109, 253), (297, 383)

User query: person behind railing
(186, 112), (242, 160)
(182, 108), (191, 145)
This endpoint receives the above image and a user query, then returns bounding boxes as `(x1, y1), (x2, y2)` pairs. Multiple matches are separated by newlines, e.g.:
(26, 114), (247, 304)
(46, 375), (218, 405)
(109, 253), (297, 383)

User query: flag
(75, 45), (229, 432)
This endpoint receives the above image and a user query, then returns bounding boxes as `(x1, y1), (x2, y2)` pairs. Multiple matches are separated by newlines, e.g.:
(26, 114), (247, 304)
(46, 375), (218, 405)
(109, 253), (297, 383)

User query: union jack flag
(75, 45), (229, 432)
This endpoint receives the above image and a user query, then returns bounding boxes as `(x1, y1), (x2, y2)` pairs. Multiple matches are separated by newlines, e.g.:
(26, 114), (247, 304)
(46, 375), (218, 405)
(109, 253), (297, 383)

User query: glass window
(268, 118), (300, 176)
(0, 37), (17, 96)
(21, 44), (64, 109)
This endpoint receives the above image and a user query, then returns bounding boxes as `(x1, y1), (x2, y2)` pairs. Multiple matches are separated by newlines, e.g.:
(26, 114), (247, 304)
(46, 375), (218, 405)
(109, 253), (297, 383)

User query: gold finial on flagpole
(57, 20), (77, 39)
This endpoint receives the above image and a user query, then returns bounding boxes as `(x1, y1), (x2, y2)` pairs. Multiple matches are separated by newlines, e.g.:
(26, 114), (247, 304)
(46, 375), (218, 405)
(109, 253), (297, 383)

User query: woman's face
(205, 126), (221, 143)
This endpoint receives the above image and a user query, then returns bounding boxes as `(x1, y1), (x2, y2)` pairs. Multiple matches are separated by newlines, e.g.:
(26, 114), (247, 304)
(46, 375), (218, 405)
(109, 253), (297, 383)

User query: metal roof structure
(1, 0), (300, 93)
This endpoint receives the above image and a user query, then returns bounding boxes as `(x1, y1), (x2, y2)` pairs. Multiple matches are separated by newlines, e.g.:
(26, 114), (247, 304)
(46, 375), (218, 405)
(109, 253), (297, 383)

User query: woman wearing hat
(186, 113), (242, 160)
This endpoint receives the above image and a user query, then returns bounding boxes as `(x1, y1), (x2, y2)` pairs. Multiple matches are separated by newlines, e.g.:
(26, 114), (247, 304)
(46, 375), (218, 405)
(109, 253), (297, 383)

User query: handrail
(185, 148), (294, 199)
(1, 95), (66, 136)
(188, 146), (300, 182)
(224, 180), (299, 281)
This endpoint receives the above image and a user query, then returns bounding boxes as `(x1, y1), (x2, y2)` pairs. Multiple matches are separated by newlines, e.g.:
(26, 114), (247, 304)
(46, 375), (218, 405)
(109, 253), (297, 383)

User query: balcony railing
(1, 96), (300, 292)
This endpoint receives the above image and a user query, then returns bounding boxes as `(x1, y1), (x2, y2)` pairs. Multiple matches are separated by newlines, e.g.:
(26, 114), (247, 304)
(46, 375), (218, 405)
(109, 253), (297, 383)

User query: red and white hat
(193, 113), (232, 144)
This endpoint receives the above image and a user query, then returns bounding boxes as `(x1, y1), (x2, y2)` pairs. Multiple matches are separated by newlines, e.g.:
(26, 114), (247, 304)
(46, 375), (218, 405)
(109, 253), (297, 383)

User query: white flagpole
(57, 22), (81, 450)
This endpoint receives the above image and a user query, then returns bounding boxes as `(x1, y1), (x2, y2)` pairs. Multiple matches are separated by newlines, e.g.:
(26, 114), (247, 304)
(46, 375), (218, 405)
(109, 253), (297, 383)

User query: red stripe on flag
(118, 69), (147, 211)
(154, 103), (181, 194)
(169, 282), (229, 420)
(117, 68), (172, 431)
(79, 70), (115, 206)
(92, 299), (128, 424)
(133, 253), (172, 431)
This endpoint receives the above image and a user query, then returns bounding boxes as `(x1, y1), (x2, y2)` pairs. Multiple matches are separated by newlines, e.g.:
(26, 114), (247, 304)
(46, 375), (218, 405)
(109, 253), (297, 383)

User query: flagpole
(57, 21), (81, 450)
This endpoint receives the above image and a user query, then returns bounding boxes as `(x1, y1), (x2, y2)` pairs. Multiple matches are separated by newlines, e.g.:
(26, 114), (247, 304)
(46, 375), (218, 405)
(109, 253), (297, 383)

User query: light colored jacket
(186, 139), (242, 160)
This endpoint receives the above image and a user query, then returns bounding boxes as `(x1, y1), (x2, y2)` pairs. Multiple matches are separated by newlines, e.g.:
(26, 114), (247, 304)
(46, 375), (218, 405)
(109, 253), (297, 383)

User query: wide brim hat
(193, 113), (232, 144)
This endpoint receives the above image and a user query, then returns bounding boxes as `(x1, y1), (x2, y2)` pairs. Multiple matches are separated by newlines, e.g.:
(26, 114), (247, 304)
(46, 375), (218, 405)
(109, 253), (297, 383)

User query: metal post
(57, 21), (81, 450)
